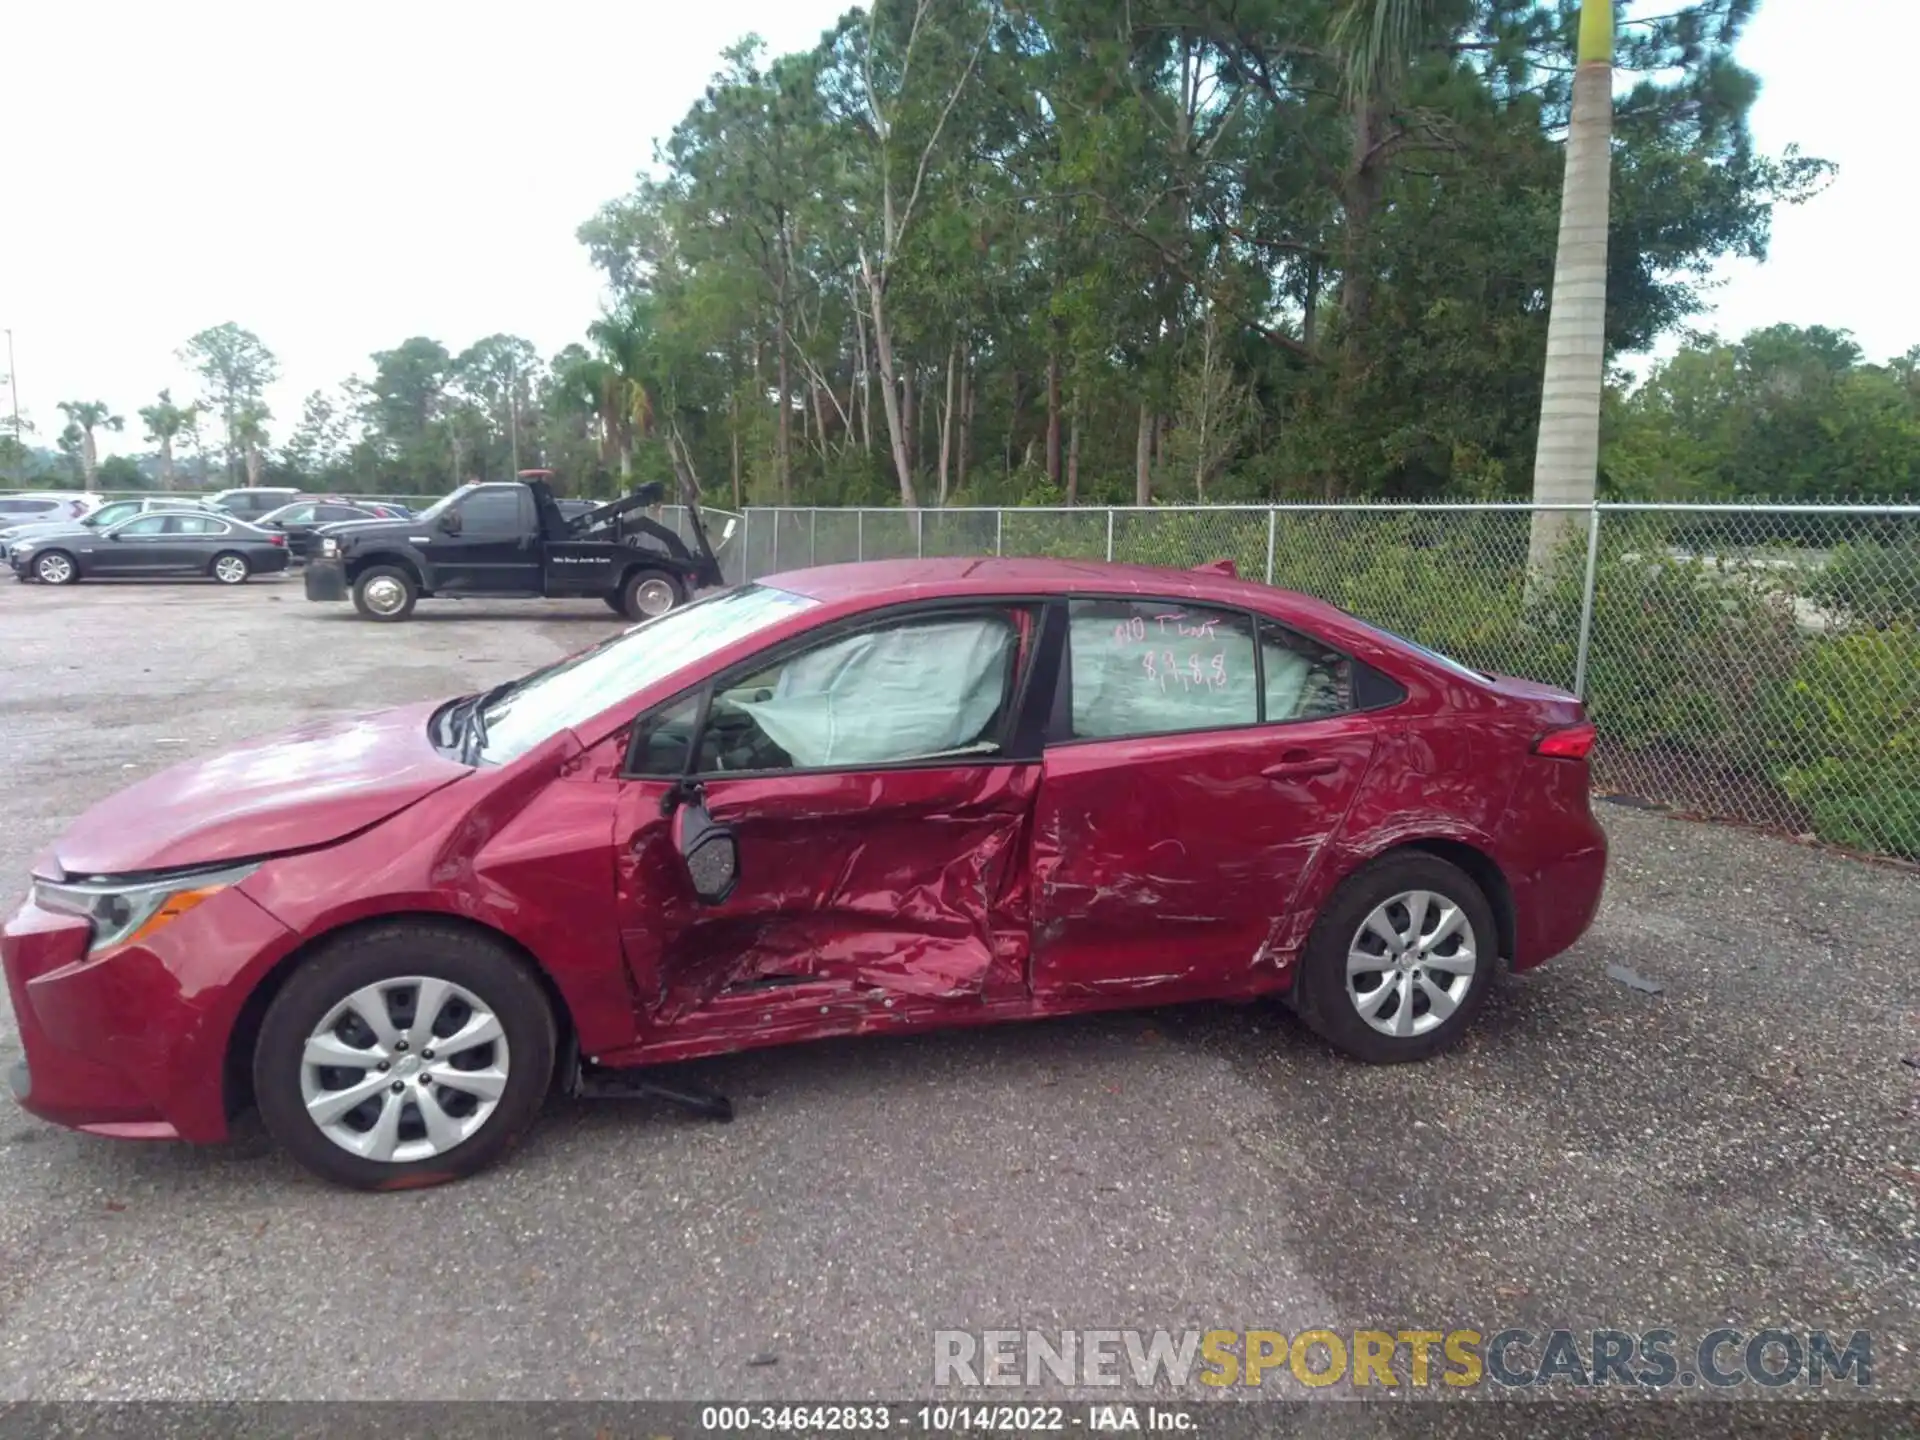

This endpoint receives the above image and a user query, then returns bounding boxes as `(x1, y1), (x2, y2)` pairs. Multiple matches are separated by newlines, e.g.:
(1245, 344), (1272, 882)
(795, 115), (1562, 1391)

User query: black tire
(33, 550), (79, 586)
(210, 551), (251, 585)
(620, 566), (685, 622)
(1289, 852), (1497, 1064)
(602, 594), (626, 614)
(252, 922), (557, 1191)
(351, 564), (418, 621)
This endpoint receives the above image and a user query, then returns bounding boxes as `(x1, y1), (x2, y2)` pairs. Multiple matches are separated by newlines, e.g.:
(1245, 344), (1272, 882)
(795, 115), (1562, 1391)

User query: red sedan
(3, 559), (1606, 1189)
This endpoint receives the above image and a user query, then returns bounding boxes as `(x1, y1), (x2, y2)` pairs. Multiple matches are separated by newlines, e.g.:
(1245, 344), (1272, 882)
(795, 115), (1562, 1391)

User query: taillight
(1534, 722), (1596, 759)
(269, 534), (286, 546)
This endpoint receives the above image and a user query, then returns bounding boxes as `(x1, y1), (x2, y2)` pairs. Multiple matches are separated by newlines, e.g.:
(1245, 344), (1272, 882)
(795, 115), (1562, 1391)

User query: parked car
(208, 487), (303, 522)
(0, 497), (211, 563)
(255, 499), (393, 560)
(0, 492), (100, 528)
(1, 557), (1605, 1190)
(8, 511), (290, 585)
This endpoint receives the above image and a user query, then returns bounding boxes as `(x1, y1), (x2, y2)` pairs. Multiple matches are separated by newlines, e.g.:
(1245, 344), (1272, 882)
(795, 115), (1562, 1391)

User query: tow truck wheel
(602, 594), (626, 615)
(353, 565), (419, 622)
(620, 568), (683, 622)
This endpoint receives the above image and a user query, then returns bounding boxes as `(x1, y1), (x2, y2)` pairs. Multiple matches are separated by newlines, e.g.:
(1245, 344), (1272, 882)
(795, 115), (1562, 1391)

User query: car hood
(47, 701), (472, 879)
(2, 520), (92, 545)
(329, 518), (422, 547)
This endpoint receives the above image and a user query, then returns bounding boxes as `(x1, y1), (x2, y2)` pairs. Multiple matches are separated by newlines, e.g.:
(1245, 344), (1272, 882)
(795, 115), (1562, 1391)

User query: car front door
(86, 514), (175, 574)
(437, 486), (540, 593)
(1027, 597), (1385, 1003)
(611, 603), (1048, 1027)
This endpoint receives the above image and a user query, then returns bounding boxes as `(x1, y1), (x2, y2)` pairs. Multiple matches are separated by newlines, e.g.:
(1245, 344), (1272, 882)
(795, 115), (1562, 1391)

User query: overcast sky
(0, 0), (1905, 458)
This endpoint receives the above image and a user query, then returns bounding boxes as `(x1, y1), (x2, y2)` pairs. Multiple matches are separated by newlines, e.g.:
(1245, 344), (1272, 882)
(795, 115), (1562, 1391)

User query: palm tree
(233, 403), (271, 487)
(138, 389), (198, 489)
(1527, 0), (1614, 580)
(55, 400), (124, 486)
(586, 302), (660, 480)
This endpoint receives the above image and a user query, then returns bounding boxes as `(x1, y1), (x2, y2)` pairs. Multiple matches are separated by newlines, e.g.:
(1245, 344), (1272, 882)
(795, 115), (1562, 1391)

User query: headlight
(32, 862), (259, 956)
(319, 537), (340, 558)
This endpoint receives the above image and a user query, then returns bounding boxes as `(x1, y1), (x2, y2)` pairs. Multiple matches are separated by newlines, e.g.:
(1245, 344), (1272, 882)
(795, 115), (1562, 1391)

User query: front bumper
(304, 557), (348, 601)
(2, 886), (296, 1142)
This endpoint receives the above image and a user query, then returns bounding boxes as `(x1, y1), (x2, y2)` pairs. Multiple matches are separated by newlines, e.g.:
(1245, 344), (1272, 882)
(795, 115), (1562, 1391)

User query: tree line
(10, 2), (1913, 507)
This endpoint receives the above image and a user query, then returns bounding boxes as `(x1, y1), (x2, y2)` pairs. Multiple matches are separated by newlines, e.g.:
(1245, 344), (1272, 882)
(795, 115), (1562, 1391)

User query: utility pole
(509, 360), (522, 477)
(4, 329), (20, 487)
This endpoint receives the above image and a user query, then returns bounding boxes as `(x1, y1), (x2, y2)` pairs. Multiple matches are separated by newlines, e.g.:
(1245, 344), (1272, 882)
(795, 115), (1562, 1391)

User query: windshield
(473, 584), (819, 765)
(413, 486), (477, 524)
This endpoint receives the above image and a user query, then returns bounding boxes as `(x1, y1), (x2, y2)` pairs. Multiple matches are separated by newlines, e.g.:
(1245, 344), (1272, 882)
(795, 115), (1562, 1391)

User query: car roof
(765, 556), (1357, 628)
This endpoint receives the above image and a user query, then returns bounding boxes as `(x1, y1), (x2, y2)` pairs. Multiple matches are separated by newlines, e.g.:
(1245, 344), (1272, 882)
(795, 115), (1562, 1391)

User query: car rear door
(1027, 597), (1386, 1002)
(610, 602), (1049, 1026)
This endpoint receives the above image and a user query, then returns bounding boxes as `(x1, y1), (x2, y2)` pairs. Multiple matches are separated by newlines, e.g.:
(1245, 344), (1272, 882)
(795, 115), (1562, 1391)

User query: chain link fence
(741, 503), (1920, 864)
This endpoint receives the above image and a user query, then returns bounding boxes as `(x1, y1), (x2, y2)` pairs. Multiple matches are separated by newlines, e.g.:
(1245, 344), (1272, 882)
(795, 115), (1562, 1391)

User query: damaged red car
(3, 558), (1606, 1189)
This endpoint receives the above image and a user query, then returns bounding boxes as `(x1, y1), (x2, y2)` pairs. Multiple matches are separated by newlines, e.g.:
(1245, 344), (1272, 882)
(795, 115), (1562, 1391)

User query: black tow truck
(303, 471), (731, 622)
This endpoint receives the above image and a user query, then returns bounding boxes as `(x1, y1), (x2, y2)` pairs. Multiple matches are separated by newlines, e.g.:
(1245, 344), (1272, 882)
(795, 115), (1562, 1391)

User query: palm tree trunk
(1135, 402), (1153, 505)
(159, 438), (175, 488)
(1066, 389), (1082, 505)
(1527, 0), (1613, 584)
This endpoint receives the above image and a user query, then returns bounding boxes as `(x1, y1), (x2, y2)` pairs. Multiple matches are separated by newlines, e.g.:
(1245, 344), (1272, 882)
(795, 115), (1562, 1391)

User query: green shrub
(1766, 627), (1920, 859)
(1808, 539), (1920, 627)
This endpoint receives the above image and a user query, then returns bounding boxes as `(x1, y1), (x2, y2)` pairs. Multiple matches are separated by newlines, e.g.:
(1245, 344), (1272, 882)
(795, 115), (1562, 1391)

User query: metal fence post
(1105, 508), (1115, 562)
(916, 509), (925, 558)
(995, 508), (1003, 556)
(771, 509), (780, 574)
(1265, 509), (1277, 586)
(809, 510), (817, 567)
(1572, 505), (1602, 700)
(856, 509), (864, 562)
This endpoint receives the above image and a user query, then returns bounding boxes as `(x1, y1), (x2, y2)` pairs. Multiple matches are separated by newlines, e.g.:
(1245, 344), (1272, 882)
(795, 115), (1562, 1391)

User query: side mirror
(670, 789), (738, 905)
(437, 511), (462, 534)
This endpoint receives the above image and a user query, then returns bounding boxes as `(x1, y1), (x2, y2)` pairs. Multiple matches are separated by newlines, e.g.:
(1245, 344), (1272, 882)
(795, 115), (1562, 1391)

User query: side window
(167, 515), (225, 535)
(1066, 599), (1258, 740)
(456, 488), (525, 535)
(1258, 619), (1355, 722)
(116, 515), (170, 536)
(317, 504), (363, 522)
(629, 693), (704, 778)
(691, 612), (1020, 774)
(278, 504), (318, 524)
(94, 502), (138, 526)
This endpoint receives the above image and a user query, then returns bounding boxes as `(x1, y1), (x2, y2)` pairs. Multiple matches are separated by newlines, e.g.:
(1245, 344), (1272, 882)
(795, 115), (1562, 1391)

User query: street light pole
(4, 329), (21, 487)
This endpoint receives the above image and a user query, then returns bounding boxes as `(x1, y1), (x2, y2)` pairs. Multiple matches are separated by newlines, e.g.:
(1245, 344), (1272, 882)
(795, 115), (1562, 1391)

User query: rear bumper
(304, 558), (347, 601)
(2, 887), (296, 1143)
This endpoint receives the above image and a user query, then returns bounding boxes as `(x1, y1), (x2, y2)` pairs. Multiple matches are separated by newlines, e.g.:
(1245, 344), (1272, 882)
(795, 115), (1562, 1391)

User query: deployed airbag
(735, 617), (1014, 767)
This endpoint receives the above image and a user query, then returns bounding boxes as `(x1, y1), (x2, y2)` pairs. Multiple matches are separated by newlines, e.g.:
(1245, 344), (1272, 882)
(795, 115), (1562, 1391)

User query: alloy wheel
(1344, 889), (1478, 1039)
(35, 553), (73, 585)
(299, 975), (511, 1164)
(213, 555), (248, 584)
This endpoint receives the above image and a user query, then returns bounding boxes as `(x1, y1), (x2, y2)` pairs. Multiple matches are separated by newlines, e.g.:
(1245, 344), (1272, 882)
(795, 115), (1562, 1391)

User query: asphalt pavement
(0, 574), (1914, 1403)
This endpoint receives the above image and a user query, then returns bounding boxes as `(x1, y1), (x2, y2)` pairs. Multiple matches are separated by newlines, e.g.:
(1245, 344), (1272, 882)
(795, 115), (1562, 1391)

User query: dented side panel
(615, 765), (1039, 1025)
(1029, 721), (1379, 1000)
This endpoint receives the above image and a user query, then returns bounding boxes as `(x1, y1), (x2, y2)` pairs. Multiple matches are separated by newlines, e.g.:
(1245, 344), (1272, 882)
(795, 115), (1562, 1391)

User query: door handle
(1261, 754), (1341, 781)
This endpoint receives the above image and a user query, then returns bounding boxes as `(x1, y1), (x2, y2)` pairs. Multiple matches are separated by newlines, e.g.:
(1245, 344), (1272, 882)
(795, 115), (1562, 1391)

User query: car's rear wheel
(210, 552), (251, 585)
(352, 565), (418, 621)
(1289, 853), (1496, 1064)
(34, 551), (77, 585)
(253, 922), (556, 1190)
(620, 567), (684, 621)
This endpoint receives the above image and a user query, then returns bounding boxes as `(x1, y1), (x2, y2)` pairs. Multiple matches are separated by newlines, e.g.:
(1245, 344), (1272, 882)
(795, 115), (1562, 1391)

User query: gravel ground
(0, 574), (1914, 1406)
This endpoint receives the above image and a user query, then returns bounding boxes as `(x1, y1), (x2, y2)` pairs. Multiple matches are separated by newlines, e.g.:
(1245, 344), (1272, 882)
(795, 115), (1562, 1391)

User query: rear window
(1370, 626), (1487, 682)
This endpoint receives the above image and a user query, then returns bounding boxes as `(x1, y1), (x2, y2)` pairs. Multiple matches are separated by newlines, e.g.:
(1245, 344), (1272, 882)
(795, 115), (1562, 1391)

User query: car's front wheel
(34, 550), (78, 585)
(351, 565), (418, 621)
(252, 922), (557, 1190)
(1290, 853), (1496, 1064)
